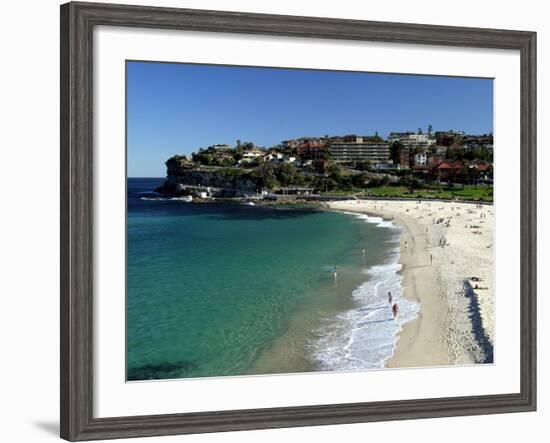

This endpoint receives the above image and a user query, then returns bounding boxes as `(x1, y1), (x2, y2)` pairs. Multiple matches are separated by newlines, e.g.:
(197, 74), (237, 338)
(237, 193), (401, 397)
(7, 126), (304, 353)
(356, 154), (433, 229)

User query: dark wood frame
(60, 1), (537, 440)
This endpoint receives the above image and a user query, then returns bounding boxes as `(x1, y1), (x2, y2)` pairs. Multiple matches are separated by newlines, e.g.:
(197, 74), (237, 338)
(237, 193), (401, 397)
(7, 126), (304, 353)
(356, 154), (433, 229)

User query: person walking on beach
(388, 291), (393, 304)
(361, 248), (366, 256)
(430, 253), (433, 266)
(392, 303), (399, 319)
(404, 240), (408, 249)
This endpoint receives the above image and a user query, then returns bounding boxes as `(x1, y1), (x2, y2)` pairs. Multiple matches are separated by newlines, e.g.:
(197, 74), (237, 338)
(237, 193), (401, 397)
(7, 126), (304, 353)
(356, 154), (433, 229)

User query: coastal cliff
(155, 156), (261, 197)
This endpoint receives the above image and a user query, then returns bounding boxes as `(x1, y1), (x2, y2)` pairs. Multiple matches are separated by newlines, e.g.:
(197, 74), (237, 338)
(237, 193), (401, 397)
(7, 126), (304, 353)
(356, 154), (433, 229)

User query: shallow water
(127, 178), (416, 380)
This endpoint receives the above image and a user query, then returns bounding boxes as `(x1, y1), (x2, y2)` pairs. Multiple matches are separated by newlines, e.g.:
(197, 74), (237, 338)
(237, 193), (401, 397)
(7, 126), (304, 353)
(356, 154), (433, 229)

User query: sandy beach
(327, 199), (494, 368)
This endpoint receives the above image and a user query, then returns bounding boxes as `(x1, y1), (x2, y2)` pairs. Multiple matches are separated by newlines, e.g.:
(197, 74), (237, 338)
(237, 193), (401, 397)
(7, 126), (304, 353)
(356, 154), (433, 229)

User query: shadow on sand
(463, 280), (494, 363)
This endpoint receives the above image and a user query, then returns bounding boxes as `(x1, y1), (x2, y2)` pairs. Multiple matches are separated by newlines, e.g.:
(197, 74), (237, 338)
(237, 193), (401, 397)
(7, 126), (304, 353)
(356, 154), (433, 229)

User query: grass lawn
(322, 185), (493, 202)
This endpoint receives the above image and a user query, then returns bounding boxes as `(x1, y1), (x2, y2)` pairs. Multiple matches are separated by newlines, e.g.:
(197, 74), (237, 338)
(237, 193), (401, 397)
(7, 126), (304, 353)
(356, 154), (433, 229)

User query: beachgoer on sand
(388, 291), (392, 304)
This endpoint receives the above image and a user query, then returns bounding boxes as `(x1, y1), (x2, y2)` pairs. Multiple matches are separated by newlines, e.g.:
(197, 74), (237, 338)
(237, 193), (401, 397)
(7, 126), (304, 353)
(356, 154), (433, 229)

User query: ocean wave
(313, 248), (420, 371)
(140, 196), (191, 201)
(339, 210), (398, 229)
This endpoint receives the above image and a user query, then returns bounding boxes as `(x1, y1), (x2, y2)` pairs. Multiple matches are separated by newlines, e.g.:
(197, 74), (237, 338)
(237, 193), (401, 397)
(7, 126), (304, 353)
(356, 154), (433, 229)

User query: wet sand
(327, 199), (494, 368)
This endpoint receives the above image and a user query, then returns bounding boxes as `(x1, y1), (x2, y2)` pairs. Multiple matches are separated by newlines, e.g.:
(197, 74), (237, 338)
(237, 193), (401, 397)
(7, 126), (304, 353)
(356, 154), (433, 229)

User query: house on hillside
(431, 160), (463, 182)
(312, 159), (332, 173)
(262, 151), (283, 162)
(283, 155), (297, 164)
(242, 147), (263, 160)
(470, 162), (494, 184)
(297, 139), (326, 159)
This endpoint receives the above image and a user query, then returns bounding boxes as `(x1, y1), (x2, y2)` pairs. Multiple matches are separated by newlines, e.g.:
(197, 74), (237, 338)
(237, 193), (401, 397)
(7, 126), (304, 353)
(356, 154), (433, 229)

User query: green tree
(253, 163), (279, 189)
(399, 174), (422, 192)
(356, 160), (373, 171)
(192, 149), (214, 165)
(340, 176), (353, 191)
(294, 171), (308, 186)
(351, 173), (369, 188)
(471, 147), (490, 162)
(316, 177), (338, 192)
(447, 144), (465, 161)
(461, 161), (472, 187)
(327, 164), (342, 179)
(277, 163), (298, 186)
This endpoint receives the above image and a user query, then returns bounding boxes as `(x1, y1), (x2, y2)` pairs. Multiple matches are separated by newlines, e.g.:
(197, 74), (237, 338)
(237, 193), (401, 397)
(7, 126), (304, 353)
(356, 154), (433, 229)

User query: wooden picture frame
(60, 1), (536, 440)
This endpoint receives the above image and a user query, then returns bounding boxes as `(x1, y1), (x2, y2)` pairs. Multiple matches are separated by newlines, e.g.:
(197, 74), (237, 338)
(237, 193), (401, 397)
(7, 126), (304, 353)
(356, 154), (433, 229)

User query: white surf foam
(313, 214), (420, 371)
(139, 196), (191, 201)
(339, 210), (399, 230)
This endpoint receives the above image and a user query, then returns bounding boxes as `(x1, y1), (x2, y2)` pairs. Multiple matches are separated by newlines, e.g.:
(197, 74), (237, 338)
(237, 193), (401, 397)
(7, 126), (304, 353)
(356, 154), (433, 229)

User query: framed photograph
(60, 1), (536, 440)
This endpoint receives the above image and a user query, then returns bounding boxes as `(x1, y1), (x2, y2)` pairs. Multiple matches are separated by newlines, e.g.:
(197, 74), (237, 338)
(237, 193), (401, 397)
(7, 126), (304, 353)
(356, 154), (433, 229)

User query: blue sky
(127, 61), (493, 177)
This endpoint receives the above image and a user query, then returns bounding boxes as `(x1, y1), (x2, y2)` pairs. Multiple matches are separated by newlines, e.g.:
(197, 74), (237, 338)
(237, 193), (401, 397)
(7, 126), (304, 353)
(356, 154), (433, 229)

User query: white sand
(327, 199), (494, 367)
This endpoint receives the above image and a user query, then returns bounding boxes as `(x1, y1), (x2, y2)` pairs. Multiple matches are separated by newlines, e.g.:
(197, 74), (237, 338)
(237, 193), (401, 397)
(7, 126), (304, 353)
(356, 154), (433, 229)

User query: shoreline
(328, 204), (450, 368)
(327, 199), (494, 368)
(247, 208), (405, 375)
(149, 193), (494, 206)
(381, 211), (451, 367)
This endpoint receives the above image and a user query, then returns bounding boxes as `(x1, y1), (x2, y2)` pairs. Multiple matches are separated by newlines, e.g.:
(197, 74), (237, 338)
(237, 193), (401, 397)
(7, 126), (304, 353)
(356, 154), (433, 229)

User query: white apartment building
(402, 133), (436, 145)
(413, 151), (429, 166)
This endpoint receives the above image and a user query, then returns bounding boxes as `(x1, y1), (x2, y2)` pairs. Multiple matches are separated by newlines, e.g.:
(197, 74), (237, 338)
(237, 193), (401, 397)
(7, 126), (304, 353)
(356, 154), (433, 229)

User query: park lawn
(362, 185), (493, 201)
(321, 189), (362, 196)
(363, 186), (410, 197)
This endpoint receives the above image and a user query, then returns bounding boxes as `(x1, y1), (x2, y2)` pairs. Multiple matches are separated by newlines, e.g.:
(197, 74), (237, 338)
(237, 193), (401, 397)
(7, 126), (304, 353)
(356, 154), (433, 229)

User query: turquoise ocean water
(127, 178), (418, 380)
